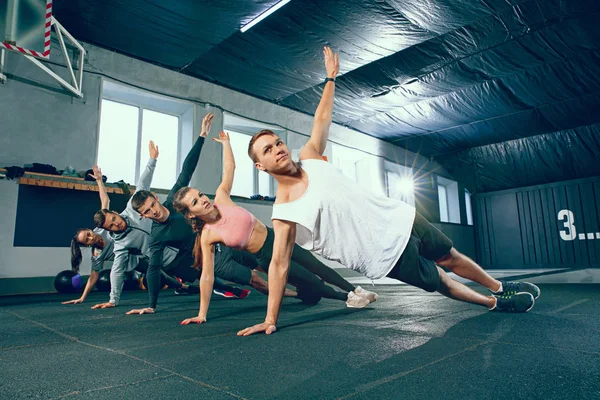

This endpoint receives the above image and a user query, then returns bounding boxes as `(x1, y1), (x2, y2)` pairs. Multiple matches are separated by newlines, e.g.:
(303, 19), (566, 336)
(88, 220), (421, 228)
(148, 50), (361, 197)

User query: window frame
(97, 80), (191, 189)
(225, 129), (276, 198)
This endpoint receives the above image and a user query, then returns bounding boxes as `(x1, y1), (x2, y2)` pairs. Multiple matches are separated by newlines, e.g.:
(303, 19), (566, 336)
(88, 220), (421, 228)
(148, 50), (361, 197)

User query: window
(438, 184), (449, 222)
(223, 113), (280, 198)
(227, 130), (275, 198)
(97, 100), (139, 185)
(331, 143), (361, 182)
(437, 176), (460, 223)
(228, 131), (254, 197)
(98, 80), (192, 190)
(385, 165), (415, 206)
(465, 189), (473, 226)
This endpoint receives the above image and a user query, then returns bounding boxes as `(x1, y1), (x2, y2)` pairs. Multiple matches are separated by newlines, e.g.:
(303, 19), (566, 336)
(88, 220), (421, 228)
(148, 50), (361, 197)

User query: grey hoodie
(108, 158), (178, 305)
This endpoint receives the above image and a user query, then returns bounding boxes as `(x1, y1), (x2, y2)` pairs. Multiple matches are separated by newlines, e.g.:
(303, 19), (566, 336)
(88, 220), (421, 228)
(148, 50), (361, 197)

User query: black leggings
(255, 228), (348, 303)
(288, 244), (355, 293)
(135, 258), (183, 288)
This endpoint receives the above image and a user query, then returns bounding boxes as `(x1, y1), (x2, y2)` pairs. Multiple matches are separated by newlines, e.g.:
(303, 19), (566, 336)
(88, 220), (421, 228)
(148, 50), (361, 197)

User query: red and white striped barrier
(1, 1), (53, 59)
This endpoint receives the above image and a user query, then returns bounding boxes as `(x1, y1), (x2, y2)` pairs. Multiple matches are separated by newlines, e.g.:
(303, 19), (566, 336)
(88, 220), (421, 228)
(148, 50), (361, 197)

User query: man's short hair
(248, 129), (277, 163)
(131, 190), (154, 212)
(93, 209), (111, 228)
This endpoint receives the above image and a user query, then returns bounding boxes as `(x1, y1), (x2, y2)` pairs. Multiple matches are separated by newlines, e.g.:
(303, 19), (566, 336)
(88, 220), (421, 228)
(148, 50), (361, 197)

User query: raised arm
(167, 113), (213, 201)
(89, 165), (110, 209)
(300, 46), (339, 160)
(135, 141), (159, 193)
(181, 236), (215, 325)
(238, 219), (296, 336)
(213, 131), (235, 202)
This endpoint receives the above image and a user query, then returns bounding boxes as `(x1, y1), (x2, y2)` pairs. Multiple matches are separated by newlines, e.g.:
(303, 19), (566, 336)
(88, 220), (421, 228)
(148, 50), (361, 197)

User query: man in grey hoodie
(91, 139), (239, 309)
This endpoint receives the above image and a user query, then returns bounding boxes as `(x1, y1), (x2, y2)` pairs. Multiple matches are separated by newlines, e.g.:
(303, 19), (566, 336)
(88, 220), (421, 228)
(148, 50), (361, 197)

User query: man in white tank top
(238, 47), (540, 337)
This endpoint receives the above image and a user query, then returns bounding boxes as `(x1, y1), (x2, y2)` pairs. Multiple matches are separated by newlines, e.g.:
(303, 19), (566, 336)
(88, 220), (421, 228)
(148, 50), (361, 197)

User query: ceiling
(53, 0), (600, 193)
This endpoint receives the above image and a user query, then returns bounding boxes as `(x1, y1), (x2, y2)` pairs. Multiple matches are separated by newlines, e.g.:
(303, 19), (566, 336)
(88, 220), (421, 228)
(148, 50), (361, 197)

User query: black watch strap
(324, 77), (336, 84)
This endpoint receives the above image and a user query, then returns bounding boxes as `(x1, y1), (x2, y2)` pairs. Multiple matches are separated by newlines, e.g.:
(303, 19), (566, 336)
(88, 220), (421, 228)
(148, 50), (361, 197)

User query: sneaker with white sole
(492, 280), (541, 300)
(354, 286), (378, 303)
(491, 292), (535, 313)
(346, 291), (370, 308)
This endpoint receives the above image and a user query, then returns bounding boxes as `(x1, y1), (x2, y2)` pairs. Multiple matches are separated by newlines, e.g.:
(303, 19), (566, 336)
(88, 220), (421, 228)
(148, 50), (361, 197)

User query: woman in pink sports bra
(173, 131), (378, 326)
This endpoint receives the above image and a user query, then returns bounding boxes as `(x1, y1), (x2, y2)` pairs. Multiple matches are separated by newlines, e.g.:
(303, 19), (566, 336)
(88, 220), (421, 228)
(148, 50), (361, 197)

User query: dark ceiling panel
(399, 91), (600, 158)
(52, 0), (281, 69)
(437, 124), (600, 193)
(52, 0), (600, 192)
(184, 0), (436, 101)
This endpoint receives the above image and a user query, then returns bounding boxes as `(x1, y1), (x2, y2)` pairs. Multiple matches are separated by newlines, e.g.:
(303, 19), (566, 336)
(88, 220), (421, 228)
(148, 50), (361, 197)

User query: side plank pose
(171, 131), (377, 325)
(65, 167), (188, 305)
(90, 139), (239, 310)
(128, 113), (253, 315)
(238, 47), (540, 336)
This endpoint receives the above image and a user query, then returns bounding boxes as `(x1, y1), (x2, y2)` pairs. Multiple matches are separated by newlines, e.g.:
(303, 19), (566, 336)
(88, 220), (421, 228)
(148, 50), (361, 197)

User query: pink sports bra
(204, 204), (257, 250)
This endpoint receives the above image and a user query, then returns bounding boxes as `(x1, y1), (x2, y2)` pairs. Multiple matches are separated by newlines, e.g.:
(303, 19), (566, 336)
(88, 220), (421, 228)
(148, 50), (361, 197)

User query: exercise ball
(54, 270), (83, 293)
(96, 269), (111, 292)
(139, 274), (167, 291)
(123, 271), (140, 291)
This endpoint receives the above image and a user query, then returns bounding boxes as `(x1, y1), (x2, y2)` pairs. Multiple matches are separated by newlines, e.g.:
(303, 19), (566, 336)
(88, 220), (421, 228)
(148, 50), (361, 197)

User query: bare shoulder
(200, 226), (219, 246)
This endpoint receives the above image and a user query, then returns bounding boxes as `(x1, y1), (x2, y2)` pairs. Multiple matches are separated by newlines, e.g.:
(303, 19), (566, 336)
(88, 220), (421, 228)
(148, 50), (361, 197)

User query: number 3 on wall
(558, 209), (577, 241)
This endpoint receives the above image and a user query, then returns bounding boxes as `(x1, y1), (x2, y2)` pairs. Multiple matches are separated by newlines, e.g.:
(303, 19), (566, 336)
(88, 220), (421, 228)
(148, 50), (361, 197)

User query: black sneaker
(492, 292), (535, 313)
(494, 281), (541, 299)
(174, 287), (190, 295)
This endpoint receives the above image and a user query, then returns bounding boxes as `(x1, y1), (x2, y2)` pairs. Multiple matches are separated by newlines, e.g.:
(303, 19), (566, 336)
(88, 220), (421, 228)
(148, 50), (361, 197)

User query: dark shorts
(213, 244), (254, 285)
(386, 213), (453, 292)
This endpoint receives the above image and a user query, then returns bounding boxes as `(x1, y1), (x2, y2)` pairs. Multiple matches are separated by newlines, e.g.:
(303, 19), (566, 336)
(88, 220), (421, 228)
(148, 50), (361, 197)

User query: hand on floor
(62, 297), (85, 305)
(91, 302), (115, 309)
(125, 307), (155, 315)
(180, 316), (207, 325)
(237, 322), (277, 337)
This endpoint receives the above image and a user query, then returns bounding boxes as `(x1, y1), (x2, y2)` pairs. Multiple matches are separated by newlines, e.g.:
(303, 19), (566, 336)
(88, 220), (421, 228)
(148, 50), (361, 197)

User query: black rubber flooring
(1, 284), (599, 400)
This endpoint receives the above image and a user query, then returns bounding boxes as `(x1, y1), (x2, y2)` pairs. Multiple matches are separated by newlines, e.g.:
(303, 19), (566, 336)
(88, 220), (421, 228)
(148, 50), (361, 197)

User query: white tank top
(272, 159), (416, 279)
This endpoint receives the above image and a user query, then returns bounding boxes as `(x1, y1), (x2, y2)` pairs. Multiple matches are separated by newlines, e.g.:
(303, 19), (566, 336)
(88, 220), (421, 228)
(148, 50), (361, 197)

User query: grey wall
(0, 39), (459, 288)
(474, 176), (600, 269)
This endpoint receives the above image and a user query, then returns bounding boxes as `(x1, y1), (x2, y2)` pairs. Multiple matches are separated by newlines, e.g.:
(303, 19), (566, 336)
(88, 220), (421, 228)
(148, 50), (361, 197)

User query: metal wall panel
(475, 177), (600, 268)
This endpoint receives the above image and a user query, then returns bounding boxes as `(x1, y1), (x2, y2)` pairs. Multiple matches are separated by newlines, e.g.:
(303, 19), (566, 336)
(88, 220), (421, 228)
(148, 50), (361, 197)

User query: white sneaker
(346, 291), (370, 308)
(355, 286), (378, 303)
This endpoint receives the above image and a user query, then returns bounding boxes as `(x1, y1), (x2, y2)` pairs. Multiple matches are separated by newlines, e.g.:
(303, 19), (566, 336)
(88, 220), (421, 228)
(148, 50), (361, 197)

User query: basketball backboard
(0, 0), (52, 59)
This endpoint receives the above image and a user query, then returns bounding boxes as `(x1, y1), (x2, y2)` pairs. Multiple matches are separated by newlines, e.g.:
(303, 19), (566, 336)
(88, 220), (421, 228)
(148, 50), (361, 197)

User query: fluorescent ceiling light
(240, 0), (291, 33)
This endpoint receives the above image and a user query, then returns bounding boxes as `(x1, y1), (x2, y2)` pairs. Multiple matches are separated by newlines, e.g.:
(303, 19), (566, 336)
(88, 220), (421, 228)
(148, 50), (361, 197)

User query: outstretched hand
(323, 46), (339, 78)
(149, 140), (159, 159)
(62, 298), (84, 305)
(200, 113), (214, 138)
(91, 302), (115, 309)
(237, 321), (277, 337)
(212, 131), (230, 145)
(180, 316), (207, 325)
(125, 307), (155, 315)
(88, 165), (103, 181)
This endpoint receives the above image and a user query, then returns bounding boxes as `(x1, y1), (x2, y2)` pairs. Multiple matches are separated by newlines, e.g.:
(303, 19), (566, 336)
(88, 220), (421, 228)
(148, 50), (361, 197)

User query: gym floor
(1, 284), (599, 400)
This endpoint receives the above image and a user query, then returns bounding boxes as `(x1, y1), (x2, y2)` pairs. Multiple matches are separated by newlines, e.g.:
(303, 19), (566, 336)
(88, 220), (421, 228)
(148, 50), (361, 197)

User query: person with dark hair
(239, 47), (541, 337)
(87, 138), (241, 310)
(171, 131), (377, 325)
(63, 166), (195, 305)
(127, 113), (250, 315)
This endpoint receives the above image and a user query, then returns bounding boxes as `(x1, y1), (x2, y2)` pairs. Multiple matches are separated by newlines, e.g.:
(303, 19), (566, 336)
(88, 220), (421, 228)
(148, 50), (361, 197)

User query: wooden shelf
(9, 170), (129, 194)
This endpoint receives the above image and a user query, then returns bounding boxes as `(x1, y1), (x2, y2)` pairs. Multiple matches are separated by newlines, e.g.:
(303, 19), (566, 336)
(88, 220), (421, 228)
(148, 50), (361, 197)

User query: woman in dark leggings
(172, 131), (378, 325)
(64, 227), (194, 305)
